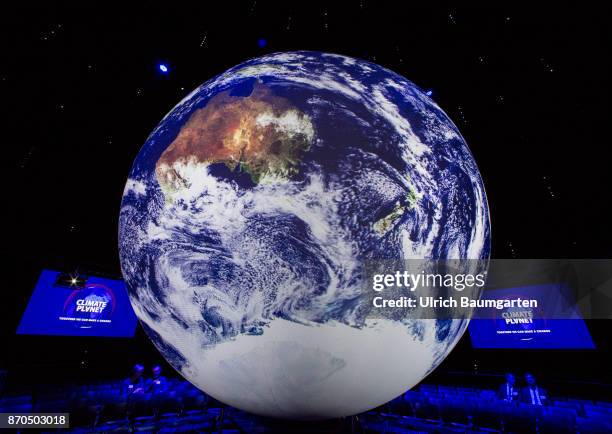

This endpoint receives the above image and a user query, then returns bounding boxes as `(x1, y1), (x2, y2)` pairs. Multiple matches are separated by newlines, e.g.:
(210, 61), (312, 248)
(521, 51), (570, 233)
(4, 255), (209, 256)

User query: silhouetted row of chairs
(1, 380), (611, 433)
(379, 386), (612, 433)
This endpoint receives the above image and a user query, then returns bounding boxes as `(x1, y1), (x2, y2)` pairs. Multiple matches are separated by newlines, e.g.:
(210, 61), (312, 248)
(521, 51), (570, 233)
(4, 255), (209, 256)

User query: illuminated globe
(119, 52), (490, 419)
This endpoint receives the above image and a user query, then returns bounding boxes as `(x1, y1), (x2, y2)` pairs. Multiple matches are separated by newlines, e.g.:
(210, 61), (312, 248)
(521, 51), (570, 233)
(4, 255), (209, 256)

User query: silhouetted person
(122, 364), (146, 397)
(497, 372), (518, 402)
(521, 373), (547, 406)
(147, 365), (168, 394)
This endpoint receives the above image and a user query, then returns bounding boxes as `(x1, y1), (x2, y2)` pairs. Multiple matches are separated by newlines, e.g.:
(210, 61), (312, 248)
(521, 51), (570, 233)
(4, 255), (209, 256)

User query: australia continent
(155, 82), (315, 199)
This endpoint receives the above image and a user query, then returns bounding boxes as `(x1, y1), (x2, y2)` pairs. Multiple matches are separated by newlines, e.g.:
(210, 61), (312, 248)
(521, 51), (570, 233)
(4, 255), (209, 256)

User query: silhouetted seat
(419, 384), (437, 393)
(501, 404), (539, 434)
(553, 399), (582, 413)
(35, 399), (68, 413)
(70, 396), (102, 428)
(128, 395), (154, 422)
(412, 398), (441, 422)
(584, 404), (612, 418)
(386, 396), (413, 416)
(439, 399), (474, 427)
(479, 390), (497, 400)
(576, 415), (612, 433)
(100, 400), (128, 425)
(471, 402), (503, 431)
(155, 393), (183, 417)
(0, 396), (33, 414)
(182, 391), (207, 412)
(538, 409), (576, 434)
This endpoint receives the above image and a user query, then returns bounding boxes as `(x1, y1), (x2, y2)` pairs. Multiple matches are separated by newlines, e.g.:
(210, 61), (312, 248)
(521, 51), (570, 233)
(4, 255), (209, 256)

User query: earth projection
(119, 51), (491, 419)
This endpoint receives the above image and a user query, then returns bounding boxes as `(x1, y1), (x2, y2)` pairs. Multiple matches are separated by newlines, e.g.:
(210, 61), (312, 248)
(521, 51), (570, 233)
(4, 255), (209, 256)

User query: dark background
(1, 4), (610, 398)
